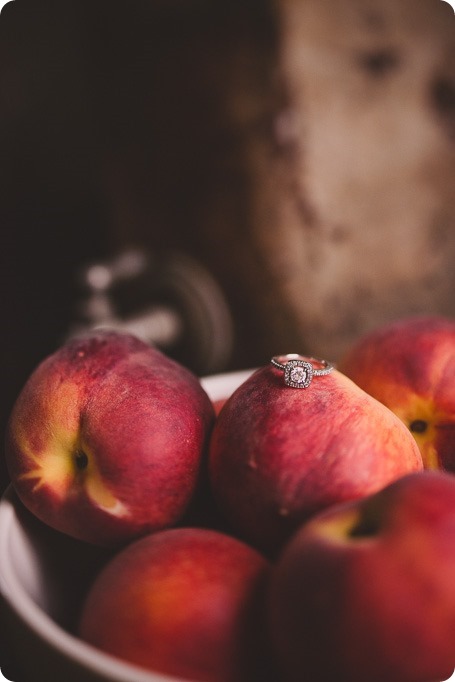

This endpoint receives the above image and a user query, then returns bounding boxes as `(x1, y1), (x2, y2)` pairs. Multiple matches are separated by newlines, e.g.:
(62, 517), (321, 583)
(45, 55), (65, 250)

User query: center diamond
(284, 360), (313, 388)
(290, 366), (306, 383)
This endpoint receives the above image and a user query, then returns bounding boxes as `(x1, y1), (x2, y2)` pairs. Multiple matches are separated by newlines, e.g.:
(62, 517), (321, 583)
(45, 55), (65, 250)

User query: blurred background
(0, 0), (454, 490)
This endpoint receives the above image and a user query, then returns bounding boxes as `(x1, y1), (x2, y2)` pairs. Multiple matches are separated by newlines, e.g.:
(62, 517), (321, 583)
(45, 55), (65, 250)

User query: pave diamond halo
(285, 360), (313, 388)
(271, 354), (334, 389)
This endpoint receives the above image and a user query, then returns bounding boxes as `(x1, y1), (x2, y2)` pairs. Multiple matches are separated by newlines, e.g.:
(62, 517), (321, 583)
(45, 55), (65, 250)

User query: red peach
(268, 470), (455, 682)
(5, 330), (214, 546)
(339, 315), (455, 471)
(78, 527), (273, 682)
(209, 363), (423, 555)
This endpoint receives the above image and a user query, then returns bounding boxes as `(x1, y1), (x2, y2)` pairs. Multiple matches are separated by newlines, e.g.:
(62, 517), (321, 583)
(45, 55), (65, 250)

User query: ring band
(270, 354), (334, 389)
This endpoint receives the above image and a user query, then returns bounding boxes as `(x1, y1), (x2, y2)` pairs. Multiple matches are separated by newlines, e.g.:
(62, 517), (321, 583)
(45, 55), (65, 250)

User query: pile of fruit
(4, 316), (455, 682)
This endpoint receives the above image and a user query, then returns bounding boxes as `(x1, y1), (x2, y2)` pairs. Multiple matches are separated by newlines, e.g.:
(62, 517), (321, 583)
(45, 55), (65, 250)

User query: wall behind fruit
(0, 0), (454, 490)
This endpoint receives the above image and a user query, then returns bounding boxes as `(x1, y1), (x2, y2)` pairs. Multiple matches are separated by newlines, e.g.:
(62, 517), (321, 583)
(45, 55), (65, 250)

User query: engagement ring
(270, 354), (334, 389)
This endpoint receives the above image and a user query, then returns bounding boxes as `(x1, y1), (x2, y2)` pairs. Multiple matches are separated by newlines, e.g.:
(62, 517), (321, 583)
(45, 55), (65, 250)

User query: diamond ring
(270, 354), (334, 389)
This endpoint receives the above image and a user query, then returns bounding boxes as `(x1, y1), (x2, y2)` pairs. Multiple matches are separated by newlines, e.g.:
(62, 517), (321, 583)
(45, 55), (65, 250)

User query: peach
(268, 470), (455, 682)
(5, 330), (214, 546)
(209, 362), (423, 555)
(339, 315), (455, 471)
(78, 527), (273, 682)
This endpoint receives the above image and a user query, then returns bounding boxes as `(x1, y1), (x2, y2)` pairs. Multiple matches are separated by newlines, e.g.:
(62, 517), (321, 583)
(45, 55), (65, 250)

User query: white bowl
(0, 369), (254, 682)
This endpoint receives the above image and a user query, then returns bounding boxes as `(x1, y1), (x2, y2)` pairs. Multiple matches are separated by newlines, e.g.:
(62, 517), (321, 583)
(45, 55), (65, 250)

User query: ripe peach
(268, 471), (455, 682)
(78, 527), (273, 682)
(5, 330), (214, 546)
(209, 362), (423, 555)
(339, 315), (455, 471)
